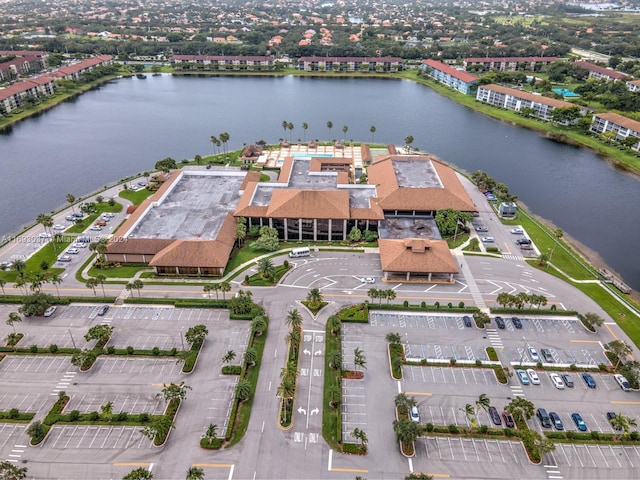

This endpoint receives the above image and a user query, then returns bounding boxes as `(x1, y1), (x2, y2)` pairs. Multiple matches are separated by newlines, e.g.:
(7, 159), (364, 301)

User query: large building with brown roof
(107, 151), (476, 281)
(590, 112), (640, 152)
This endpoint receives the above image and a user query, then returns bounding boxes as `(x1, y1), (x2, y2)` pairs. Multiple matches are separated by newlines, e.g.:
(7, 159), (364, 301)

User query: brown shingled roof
(593, 112), (640, 134)
(368, 155), (476, 212)
(267, 189), (351, 219)
(379, 238), (458, 273)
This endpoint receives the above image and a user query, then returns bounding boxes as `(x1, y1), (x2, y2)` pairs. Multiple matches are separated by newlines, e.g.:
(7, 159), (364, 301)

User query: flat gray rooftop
(288, 159), (338, 189)
(392, 159), (442, 188)
(128, 173), (244, 240)
(349, 187), (377, 209)
(378, 216), (442, 240)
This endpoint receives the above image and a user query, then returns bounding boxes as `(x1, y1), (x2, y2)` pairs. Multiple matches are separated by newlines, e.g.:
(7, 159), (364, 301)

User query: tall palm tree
(132, 279), (144, 297)
(6, 312), (21, 334)
(257, 258), (275, 280)
(475, 393), (491, 419)
(460, 403), (476, 432)
(203, 284), (212, 298)
(276, 378), (296, 420)
(11, 259), (26, 278)
(85, 278), (98, 296)
(285, 328), (301, 356)
(342, 125), (348, 141)
(49, 273), (62, 298)
(281, 120), (288, 138)
(326, 120), (333, 140)
(66, 193), (76, 213)
(95, 274), (107, 297)
(302, 122), (308, 141)
(210, 135), (218, 156)
(236, 379), (251, 401)
(285, 308), (303, 330)
(370, 125), (376, 142)
(0, 278), (6, 296)
(287, 122), (294, 141)
(37, 213), (54, 236)
(220, 281), (231, 299)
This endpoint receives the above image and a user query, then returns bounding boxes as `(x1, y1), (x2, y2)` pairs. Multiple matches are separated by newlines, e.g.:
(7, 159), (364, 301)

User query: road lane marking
(403, 392), (433, 396)
(330, 467), (369, 473)
(569, 340), (600, 343)
(611, 401), (640, 405)
(114, 463), (151, 467)
(191, 463), (234, 468)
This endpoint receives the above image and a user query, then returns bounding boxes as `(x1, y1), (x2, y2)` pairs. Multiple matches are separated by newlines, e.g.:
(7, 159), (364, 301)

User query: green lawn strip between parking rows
(64, 201), (123, 234)
(0, 411), (35, 423)
(226, 315), (268, 447)
(322, 319), (342, 451)
(278, 325), (301, 429)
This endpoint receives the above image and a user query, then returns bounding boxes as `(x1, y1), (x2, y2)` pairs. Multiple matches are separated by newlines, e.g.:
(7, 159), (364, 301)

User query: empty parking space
(420, 436), (524, 464)
(0, 424), (26, 451)
(47, 425), (154, 450)
(109, 333), (179, 350)
(369, 312), (466, 330)
(91, 357), (183, 377)
(405, 343), (487, 362)
(341, 382), (366, 443)
(0, 392), (49, 413)
(205, 377), (238, 431)
(552, 443), (640, 470)
(0, 355), (71, 374)
(402, 366), (497, 386)
(65, 392), (165, 415)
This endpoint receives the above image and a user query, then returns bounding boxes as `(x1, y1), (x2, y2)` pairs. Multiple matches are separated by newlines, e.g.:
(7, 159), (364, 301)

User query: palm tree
(302, 122), (308, 141)
(6, 312), (21, 334)
(385, 288), (396, 304)
(203, 284), (212, 298)
(327, 315), (341, 336)
(85, 278), (98, 296)
(287, 122), (294, 141)
(393, 418), (419, 445)
(280, 361), (298, 383)
(251, 315), (267, 336)
(132, 279), (144, 297)
(222, 350), (236, 363)
(49, 273), (62, 298)
(404, 135), (414, 153)
(367, 288), (378, 304)
(611, 413), (638, 439)
(66, 193), (76, 212)
(100, 401), (114, 422)
(354, 347), (367, 370)
(95, 274), (107, 297)
(11, 259), (26, 279)
(276, 378), (296, 420)
(220, 281), (231, 299)
(604, 340), (633, 368)
(203, 423), (218, 443)
(285, 308), (303, 330)
(210, 135), (218, 156)
(475, 393), (491, 419)
(285, 328), (301, 356)
(326, 120), (333, 139)
(0, 278), (6, 295)
(161, 382), (191, 403)
(36, 213), (53, 236)
(281, 120), (288, 138)
(327, 382), (341, 408)
(306, 288), (322, 305)
(185, 466), (204, 480)
(210, 283), (220, 300)
(459, 403), (476, 432)
(370, 125), (376, 142)
(385, 332), (401, 345)
(257, 258), (275, 280)
(328, 350), (342, 370)
(244, 347), (257, 366)
(342, 125), (348, 141)
(236, 379), (251, 401)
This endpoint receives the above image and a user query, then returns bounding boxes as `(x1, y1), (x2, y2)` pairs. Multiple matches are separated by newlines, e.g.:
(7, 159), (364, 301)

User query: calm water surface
(0, 75), (638, 289)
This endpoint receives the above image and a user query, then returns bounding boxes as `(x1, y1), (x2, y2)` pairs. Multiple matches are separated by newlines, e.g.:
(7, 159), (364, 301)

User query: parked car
(614, 374), (631, 392)
(571, 413), (587, 431)
(607, 412), (622, 431)
(549, 373), (565, 389)
(516, 238), (532, 245)
(488, 406), (502, 426)
(511, 317), (522, 329)
(43, 306), (57, 317)
(495, 316), (505, 329)
(510, 227), (524, 234)
(526, 368), (540, 385)
(58, 255), (72, 262)
(486, 194), (497, 201)
(540, 348), (554, 363)
(89, 225), (102, 231)
(549, 412), (564, 430)
(410, 406), (420, 423)
(38, 232), (51, 238)
(53, 224), (65, 230)
(516, 369), (530, 385)
(582, 372), (597, 389)
(519, 243), (534, 251)
(65, 215), (76, 221)
(77, 236), (91, 243)
(66, 248), (79, 255)
(72, 212), (84, 219)
(361, 277), (375, 284)
(476, 225), (489, 232)
(536, 408), (552, 428)
(562, 373), (574, 388)
(528, 347), (540, 362)
(95, 220), (107, 227)
(463, 315), (472, 328)
(103, 212), (115, 218)
(502, 411), (515, 428)
(73, 242), (88, 249)
(97, 305), (110, 316)
(481, 236), (495, 243)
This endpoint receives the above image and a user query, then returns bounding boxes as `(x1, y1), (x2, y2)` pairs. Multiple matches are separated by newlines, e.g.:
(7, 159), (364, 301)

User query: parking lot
(47, 425), (154, 450)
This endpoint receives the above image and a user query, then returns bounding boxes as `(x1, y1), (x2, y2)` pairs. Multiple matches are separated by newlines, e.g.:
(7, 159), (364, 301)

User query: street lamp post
(180, 326), (185, 351)
(68, 328), (77, 350)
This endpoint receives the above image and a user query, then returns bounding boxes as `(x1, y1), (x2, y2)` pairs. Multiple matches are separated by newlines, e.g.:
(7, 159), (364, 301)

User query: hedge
(368, 302), (479, 313)
(337, 304), (369, 322)
(490, 308), (578, 316)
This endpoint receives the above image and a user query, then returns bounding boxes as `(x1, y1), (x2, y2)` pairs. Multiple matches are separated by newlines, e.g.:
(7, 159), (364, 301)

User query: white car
(73, 242), (88, 249)
(481, 237), (495, 243)
(528, 347), (540, 362)
(66, 248), (80, 254)
(550, 373), (565, 389)
(58, 255), (72, 262)
(89, 225), (103, 231)
(361, 277), (375, 284)
(476, 225), (489, 232)
(526, 368), (541, 385)
(43, 306), (57, 317)
(511, 227), (524, 234)
(53, 224), (65, 230)
(38, 232), (51, 238)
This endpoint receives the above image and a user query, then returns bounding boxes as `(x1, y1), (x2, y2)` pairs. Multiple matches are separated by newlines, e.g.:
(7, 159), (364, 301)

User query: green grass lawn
(88, 264), (150, 279)
(118, 188), (154, 206)
(322, 325), (342, 450)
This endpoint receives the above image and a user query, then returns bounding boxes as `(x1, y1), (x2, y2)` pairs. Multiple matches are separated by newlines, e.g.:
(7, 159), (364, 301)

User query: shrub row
(337, 304), (369, 322)
(368, 302), (479, 313)
(490, 308), (578, 316)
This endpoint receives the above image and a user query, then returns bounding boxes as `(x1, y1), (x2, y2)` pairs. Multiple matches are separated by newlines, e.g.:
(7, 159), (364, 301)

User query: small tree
(6, 312), (21, 334)
(582, 312), (605, 331)
(123, 467), (153, 480)
(100, 401), (114, 422)
(185, 466), (204, 480)
(354, 347), (367, 370)
(203, 423), (218, 443)
(161, 382), (191, 403)
(327, 316), (341, 336)
(0, 461), (28, 480)
(251, 315), (267, 336)
(285, 308), (303, 330)
(604, 340), (633, 368)
(349, 226), (362, 242)
(386, 332), (401, 345)
(222, 350), (236, 364)
(236, 379), (251, 401)
(185, 325), (208, 348)
(244, 347), (257, 366)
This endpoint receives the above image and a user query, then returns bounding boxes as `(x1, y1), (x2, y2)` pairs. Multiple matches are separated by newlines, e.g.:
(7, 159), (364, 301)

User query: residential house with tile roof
(574, 61), (629, 82)
(421, 59), (478, 94)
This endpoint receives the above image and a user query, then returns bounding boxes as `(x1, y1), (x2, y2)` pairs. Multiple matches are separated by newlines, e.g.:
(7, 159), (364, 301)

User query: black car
(607, 412), (622, 431)
(495, 316), (506, 329)
(502, 411), (515, 428)
(488, 406), (502, 426)
(561, 373), (574, 388)
(463, 316), (472, 328)
(511, 317), (522, 329)
(516, 238), (532, 245)
(97, 305), (110, 316)
(540, 348), (554, 363)
(549, 412), (564, 430)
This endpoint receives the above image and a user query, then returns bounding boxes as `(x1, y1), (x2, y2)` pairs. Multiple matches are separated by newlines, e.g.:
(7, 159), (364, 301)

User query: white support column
(298, 219), (302, 241)
(284, 218), (288, 241)
(328, 219), (332, 241)
(313, 219), (317, 241)
(343, 219), (347, 241)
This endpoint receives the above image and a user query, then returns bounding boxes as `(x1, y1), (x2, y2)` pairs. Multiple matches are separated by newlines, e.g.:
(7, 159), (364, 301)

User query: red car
(502, 411), (515, 428)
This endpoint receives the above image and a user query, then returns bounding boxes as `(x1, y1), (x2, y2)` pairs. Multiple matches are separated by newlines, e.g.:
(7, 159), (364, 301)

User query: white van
(289, 247), (310, 258)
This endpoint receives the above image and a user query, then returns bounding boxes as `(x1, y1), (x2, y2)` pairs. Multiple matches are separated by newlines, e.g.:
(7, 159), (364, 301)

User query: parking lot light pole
(180, 326), (185, 351)
(68, 328), (77, 350)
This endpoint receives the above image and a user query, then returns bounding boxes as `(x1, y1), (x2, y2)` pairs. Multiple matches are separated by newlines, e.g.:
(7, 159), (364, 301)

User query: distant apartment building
(421, 59), (478, 94)
(0, 55), (45, 82)
(464, 56), (558, 72)
(573, 61), (629, 82)
(590, 112), (640, 152)
(170, 55), (275, 70)
(297, 56), (404, 72)
(626, 79), (640, 92)
(50, 55), (113, 81)
(476, 84), (586, 122)
(0, 76), (56, 113)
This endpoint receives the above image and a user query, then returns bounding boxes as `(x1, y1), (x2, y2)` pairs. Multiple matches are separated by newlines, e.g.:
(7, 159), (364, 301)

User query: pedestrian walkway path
(453, 250), (487, 312)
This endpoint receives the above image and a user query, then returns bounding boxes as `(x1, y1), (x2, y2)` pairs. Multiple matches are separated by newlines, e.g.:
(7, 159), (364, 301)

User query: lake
(0, 74), (638, 289)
